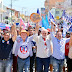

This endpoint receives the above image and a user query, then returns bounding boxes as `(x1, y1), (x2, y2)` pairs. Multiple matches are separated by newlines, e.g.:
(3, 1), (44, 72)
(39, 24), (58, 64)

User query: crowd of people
(0, 21), (72, 72)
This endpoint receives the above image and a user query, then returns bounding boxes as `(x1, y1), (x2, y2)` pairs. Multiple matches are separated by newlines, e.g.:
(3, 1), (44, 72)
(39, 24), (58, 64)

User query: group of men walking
(0, 21), (72, 72)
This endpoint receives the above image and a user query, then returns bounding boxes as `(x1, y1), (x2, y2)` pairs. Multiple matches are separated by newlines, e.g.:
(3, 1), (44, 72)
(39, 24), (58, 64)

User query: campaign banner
(30, 13), (41, 23)
(0, 23), (11, 29)
(41, 8), (45, 17)
(20, 18), (26, 29)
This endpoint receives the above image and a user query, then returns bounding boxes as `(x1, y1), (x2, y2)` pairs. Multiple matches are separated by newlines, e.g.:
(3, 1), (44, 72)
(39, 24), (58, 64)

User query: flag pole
(11, 0), (12, 25)
(47, 0), (50, 20)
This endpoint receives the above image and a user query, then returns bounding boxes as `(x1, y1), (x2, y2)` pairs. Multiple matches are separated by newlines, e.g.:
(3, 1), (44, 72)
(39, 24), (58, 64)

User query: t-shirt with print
(0, 38), (14, 59)
(65, 42), (69, 56)
(18, 41), (31, 59)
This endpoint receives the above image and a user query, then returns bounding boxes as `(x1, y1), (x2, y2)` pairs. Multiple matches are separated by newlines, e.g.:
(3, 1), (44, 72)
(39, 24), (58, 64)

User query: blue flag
(45, 15), (49, 26)
(49, 12), (55, 24)
(62, 10), (66, 16)
(37, 8), (40, 15)
(49, 12), (54, 19)
(63, 20), (68, 37)
(45, 15), (51, 29)
(61, 10), (68, 21)
(71, 17), (72, 23)
(68, 25), (72, 32)
(42, 16), (49, 29)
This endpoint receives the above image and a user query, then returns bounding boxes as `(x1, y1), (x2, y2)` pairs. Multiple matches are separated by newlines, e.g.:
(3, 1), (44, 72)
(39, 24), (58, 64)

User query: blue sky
(3, 0), (45, 15)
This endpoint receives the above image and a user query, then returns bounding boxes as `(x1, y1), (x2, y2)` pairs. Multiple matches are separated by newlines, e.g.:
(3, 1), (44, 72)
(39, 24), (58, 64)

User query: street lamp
(11, 0), (12, 24)
(11, 0), (18, 24)
(22, 7), (27, 14)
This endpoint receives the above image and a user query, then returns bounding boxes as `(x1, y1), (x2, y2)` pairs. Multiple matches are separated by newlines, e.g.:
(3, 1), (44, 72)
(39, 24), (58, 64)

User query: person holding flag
(50, 21), (72, 72)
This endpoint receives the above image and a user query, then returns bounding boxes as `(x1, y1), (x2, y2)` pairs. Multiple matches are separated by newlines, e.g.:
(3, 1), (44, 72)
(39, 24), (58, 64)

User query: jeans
(13, 55), (17, 72)
(0, 59), (13, 72)
(30, 53), (36, 72)
(65, 56), (68, 60)
(36, 57), (50, 72)
(52, 56), (64, 72)
(50, 56), (53, 64)
(17, 56), (30, 72)
(67, 58), (72, 72)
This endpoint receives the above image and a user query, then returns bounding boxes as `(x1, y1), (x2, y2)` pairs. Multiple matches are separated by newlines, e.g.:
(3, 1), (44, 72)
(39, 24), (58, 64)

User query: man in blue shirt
(50, 21), (72, 72)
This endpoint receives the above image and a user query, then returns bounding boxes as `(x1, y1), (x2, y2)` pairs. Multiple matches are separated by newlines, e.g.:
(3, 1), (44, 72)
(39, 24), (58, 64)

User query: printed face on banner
(20, 45), (28, 54)
(30, 13), (41, 23)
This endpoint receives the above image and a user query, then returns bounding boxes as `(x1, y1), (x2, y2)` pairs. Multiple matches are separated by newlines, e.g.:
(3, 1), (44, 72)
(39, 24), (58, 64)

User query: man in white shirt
(33, 23), (53, 72)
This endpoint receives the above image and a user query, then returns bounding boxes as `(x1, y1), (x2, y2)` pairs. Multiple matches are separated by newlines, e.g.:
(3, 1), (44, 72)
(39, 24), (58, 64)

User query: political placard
(30, 13), (41, 23)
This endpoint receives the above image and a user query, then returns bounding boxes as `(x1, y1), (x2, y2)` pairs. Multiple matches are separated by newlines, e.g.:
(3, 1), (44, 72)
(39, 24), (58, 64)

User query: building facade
(0, 0), (7, 22)
(50, 7), (63, 19)
(44, 0), (66, 14)
(64, 0), (72, 15)
(3, 7), (20, 24)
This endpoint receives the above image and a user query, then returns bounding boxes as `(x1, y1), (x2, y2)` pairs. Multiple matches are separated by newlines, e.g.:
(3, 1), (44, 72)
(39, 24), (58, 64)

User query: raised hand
(35, 22), (39, 34)
(51, 21), (56, 25)
(11, 23), (16, 30)
(36, 22), (39, 30)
